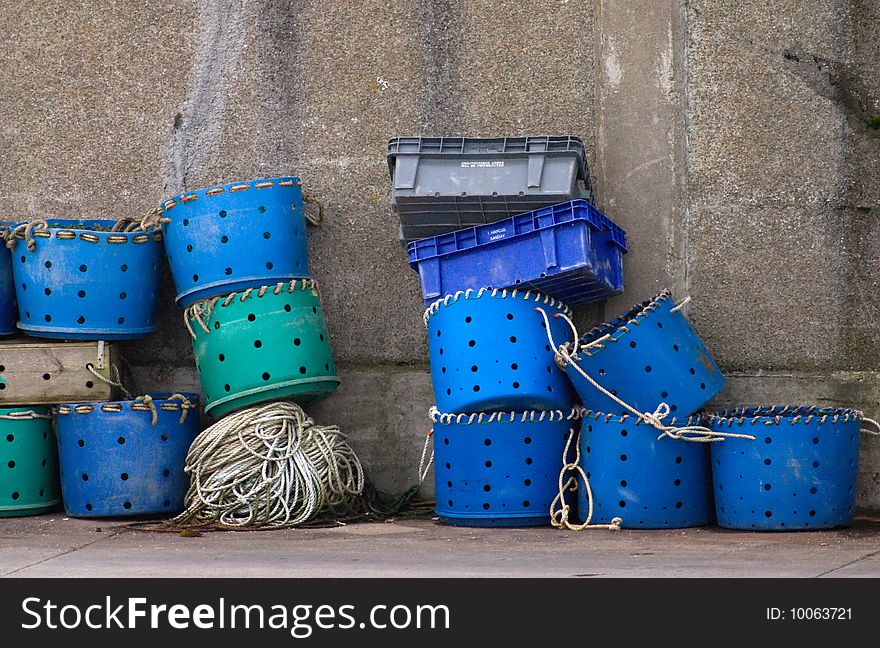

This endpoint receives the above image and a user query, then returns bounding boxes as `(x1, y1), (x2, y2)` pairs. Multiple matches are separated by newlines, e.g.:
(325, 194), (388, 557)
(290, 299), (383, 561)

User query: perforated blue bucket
(561, 290), (724, 419)
(432, 407), (578, 527)
(0, 222), (15, 335)
(161, 177), (310, 307)
(55, 393), (200, 517)
(7, 220), (163, 340)
(426, 289), (575, 413)
(577, 410), (713, 528)
(708, 406), (861, 531)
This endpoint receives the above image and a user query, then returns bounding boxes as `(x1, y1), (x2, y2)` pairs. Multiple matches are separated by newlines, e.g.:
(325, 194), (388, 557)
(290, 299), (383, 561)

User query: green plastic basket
(186, 280), (340, 417)
(0, 407), (60, 517)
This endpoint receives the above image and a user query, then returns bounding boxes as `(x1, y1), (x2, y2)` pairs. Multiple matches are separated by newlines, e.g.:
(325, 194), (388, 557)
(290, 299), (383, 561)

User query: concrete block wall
(2, 1), (879, 509)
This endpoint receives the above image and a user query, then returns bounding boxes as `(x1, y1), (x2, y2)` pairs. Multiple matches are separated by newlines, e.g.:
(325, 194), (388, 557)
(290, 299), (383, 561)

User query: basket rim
(575, 289), (672, 357)
(424, 286), (571, 324)
(54, 392), (200, 416)
(162, 176), (302, 212)
(580, 407), (704, 427)
(429, 405), (580, 425)
(707, 405), (863, 425)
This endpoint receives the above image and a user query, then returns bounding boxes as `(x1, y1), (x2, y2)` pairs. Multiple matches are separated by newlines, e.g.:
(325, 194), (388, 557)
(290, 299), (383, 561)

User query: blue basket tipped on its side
(557, 290), (724, 419)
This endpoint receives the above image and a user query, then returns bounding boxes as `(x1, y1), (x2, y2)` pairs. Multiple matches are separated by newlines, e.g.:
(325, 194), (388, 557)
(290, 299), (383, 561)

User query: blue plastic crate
(708, 406), (862, 531)
(408, 200), (626, 306)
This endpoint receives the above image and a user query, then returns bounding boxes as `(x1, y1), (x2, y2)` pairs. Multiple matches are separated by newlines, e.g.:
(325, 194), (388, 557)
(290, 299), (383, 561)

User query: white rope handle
(861, 417), (880, 436)
(535, 307), (756, 443)
(670, 295), (691, 313)
(418, 431), (434, 483)
(550, 426), (622, 531)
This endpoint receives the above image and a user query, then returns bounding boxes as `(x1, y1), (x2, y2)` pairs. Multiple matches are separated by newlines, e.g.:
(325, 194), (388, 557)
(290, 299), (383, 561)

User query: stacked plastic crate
(1, 218), (198, 519)
(390, 136), (628, 527)
(157, 177), (338, 420)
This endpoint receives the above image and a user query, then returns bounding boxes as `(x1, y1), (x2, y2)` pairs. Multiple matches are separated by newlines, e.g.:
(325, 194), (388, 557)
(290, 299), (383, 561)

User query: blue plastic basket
(7, 220), (163, 340)
(0, 223), (15, 335)
(577, 410), (713, 528)
(55, 393), (200, 517)
(161, 177), (311, 307)
(426, 288), (575, 413)
(708, 406), (862, 531)
(408, 200), (627, 306)
(560, 290), (724, 419)
(432, 407), (579, 527)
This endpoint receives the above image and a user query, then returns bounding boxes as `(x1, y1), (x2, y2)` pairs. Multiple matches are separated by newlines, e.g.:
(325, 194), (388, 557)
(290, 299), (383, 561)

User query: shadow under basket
(187, 280), (339, 418)
(161, 177), (310, 307)
(577, 410), (713, 529)
(431, 407), (580, 527)
(54, 393), (200, 518)
(0, 407), (60, 517)
(1, 223), (16, 335)
(564, 289), (724, 419)
(7, 219), (163, 340)
(426, 288), (574, 413)
(708, 406), (862, 531)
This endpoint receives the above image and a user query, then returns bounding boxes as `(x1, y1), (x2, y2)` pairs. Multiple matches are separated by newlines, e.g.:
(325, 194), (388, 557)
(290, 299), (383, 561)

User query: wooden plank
(0, 339), (121, 406)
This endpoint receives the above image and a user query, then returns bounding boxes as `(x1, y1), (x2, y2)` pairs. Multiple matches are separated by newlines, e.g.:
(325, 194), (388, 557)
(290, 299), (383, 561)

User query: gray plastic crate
(388, 136), (591, 242)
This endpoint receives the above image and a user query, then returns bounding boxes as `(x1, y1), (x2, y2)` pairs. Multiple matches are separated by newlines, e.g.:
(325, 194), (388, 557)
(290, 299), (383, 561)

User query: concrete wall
(2, 0), (879, 509)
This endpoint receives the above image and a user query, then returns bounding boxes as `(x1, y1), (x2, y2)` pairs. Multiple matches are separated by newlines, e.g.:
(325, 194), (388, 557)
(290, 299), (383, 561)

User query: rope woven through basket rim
(183, 279), (319, 338)
(423, 287), (571, 327)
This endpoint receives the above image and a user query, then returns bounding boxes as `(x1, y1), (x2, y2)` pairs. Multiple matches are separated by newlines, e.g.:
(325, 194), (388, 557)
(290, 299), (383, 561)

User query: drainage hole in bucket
(117, 437), (125, 445)
(320, 334), (324, 342)
(41, 459), (46, 467)
(79, 264), (87, 272)
(620, 480), (627, 487)
(619, 501), (626, 508)
(21, 283), (26, 291)
(689, 368), (696, 375)
(81, 473), (88, 481)
(193, 274), (199, 282)
(620, 454), (627, 462)
(299, 366), (307, 374)
(85, 503), (93, 511)
(123, 502), (132, 510)
(44, 288), (51, 296)
(524, 436), (532, 445)
(620, 429), (628, 437)
(161, 434), (168, 441)
(674, 479), (681, 486)
(810, 487), (817, 494)
(524, 479), (531, 486)
(39, 489), (44, 497)
(121, 473), (129, 481)
(483, 438), (492, 446)
(44, 260), (52, 269)
(219, 210), (226, 218)
(7, 461), (14, 468)
(263, 231), (271, 239)
(447, 481), (452, 487)
(247, 313), (256, 322)
(675, 501), (683, 509)
(266, 262), (274, 270)
(294, 338), (301, 346)
(163, 469), (171, 477)
(470, 365), (477, 372)
(262, 372), (271, 381)
(218, 354), (225, 362)
(214, 322), (220, 329)
(511, 363), (518, 370)
(522, 500), (530, 508)
(221, 235), (229, 244)
(675, 456), (682, 464)
(253, 340), (262, 348)
(599, 369), (606, 376)
(525, 457), (533, 465)
(464, 316), (472, 324)
(164, 499), (171, 507)
(482, 503), (490, 510)
(77, 290), (86, 298)
(11, 492), (19, 500)
(764, 510), (772, 518)
(812, 460), (820, 468)
(645, 365), (652, 373)
(660, 391), (668, 399)
(483, 485), (491, 492)
(118, 317), (125, 325)
(44, 315), (51, 323)
(183, 218), (190, 226)
(472, 385), (480, 392)
(5, 434), (13, 442)
(764, 458), (771, 465)
(119, 292), (127, 300)
(764, 483), (772, 491)
(120, 264), (127, 272)
(468, 340), (476, 347)
(225, 268), (232, 275)
(284, 304), (291, 312)
(86, 381), (94, 388)
(812, 437), (819, 445)
(186, 245), (193, 252)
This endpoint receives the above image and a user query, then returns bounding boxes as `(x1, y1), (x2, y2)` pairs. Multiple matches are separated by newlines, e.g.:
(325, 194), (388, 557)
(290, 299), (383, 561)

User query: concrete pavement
(1, 514), (878, 578)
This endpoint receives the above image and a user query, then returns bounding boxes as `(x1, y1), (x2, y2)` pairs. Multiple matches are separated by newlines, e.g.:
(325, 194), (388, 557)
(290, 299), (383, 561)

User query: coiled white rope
(173, 401), (364, 528)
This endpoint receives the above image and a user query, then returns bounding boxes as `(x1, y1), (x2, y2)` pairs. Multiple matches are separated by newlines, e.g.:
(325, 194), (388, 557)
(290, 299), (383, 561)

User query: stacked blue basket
(392, 135), (634, 527)
(0, 222), (16, 335)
